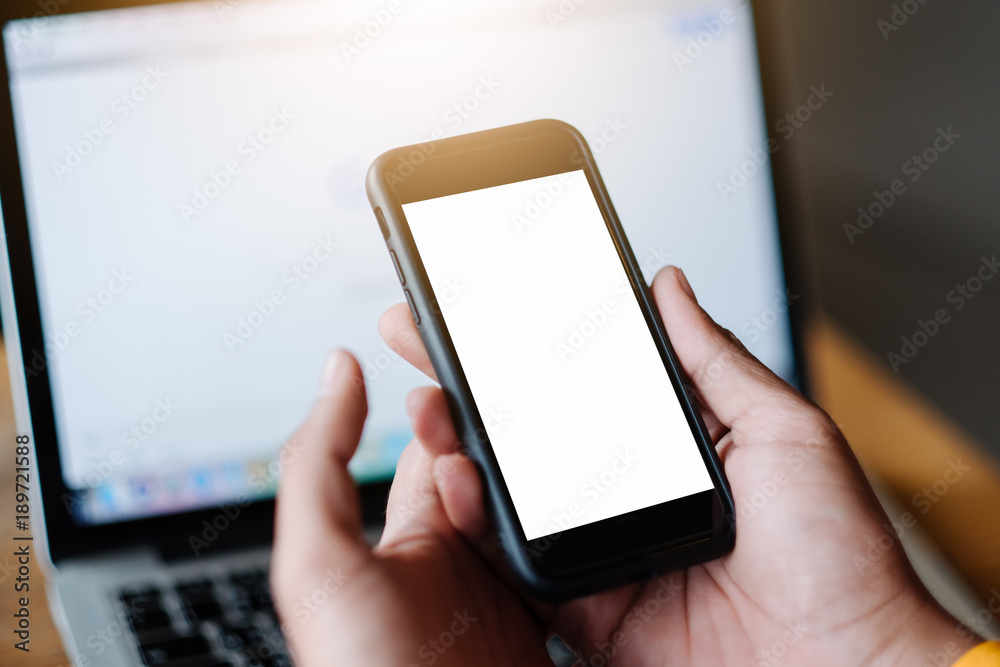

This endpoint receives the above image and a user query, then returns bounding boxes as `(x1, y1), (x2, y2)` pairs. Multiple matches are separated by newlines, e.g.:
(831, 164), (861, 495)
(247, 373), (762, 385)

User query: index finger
(378, 302), (438, 381)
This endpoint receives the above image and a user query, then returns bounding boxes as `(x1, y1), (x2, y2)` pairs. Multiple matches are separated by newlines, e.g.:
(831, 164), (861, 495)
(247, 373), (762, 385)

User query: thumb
(652, 266), (810, 431)
(272, 350), (370, 600)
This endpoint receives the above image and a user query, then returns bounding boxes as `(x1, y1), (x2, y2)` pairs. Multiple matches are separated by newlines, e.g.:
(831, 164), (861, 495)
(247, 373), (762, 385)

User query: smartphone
(366, 119), (734, 600)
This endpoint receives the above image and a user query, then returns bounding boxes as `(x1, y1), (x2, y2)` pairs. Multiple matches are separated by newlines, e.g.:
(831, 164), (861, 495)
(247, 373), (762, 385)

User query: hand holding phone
(367, 120), (735, 599)
(273, 260), (969, 666)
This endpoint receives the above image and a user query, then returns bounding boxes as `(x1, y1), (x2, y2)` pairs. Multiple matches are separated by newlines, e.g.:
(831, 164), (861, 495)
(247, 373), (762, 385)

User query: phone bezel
(367, 119), (735, 599)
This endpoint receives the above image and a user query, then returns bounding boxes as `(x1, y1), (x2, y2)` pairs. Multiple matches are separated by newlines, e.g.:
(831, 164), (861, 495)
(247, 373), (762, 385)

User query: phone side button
(375, 207), (390, 240)
(403, 289), (421, 326)
(389, 249), (406, 286)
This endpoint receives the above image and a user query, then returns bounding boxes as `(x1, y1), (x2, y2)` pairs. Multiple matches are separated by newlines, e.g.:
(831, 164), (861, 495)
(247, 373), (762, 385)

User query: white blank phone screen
(403, 170), (714, 540)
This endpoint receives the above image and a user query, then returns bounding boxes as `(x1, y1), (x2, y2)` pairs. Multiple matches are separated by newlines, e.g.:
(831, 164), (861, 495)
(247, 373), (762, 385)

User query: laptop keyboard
(119, 568), (291, 667)
(118, 566), (579, 666)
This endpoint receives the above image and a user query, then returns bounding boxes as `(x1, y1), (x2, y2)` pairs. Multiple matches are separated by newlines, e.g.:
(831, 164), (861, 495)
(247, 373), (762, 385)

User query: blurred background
(756, 0), (1000, 451)
(0, 0), (998, 664)
(752, 0), (1000, 606)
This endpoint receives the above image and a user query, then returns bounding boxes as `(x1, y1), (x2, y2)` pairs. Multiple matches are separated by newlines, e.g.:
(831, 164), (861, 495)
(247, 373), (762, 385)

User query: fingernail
(318, 350), (346, 396)
(676, 268), (697, 302)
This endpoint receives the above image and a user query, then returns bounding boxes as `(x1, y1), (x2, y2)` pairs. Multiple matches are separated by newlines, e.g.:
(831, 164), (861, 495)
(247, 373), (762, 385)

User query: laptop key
(121, 588), (164, 608)
(145, 660), (231, 667)
(215, 621), (267, 652)
(130, 608), (174, 636)
(268, 652), (293, 667)
(138, 633), (212, 665)
(121, 589), (174, 636)
(229, 589), (254, 618)
(241, 625), (288, 667)
(244, 647), (292, 667)
(177, 580), (225, 622)
(229, 570), (273, 611)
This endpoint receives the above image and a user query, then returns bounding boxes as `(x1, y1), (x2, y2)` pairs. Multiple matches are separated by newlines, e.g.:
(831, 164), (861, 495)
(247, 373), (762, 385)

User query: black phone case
(366, 119), (735, 601)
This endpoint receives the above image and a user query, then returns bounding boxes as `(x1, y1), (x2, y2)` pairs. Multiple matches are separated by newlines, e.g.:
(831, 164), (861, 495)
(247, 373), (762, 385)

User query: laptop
(0, 0), (801, 665)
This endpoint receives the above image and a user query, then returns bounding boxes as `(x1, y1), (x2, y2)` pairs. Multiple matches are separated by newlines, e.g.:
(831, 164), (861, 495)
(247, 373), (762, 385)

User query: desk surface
(1, 318), (999, 666)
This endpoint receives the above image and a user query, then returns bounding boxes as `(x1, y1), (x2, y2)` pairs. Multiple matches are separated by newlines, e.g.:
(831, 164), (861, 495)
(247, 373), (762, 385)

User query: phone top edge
(366, 119), (590, 202)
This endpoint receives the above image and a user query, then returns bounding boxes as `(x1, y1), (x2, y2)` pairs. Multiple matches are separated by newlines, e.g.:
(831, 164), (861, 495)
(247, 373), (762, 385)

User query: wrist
(875, 597), (982, 667)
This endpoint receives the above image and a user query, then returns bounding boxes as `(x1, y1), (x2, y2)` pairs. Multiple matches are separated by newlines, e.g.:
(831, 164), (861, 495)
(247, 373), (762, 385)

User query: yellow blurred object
(807, 317), (1000, 604)
(955, 642), (1000, 667)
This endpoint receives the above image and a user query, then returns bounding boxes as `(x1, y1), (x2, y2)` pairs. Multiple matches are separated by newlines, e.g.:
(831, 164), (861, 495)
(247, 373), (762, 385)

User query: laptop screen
(1, 0), (794, 526)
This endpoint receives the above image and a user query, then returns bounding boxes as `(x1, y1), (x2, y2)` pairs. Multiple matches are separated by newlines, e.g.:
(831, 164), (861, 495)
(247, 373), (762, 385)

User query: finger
(379, 437), (440, 544)
(695, 394), (729, 444)
(433, 452), (648, 645)
(401, 388), (492, 542)
(379, 303), (437, 381)
(652, 266), (809, 430)
(406, 386), (461, 457)
(433, 453), (490, 541)
(391, 388), (506, 572)
(272, 350), (370, 593)
(433, 453), (555, 612)
(378, 386), (462, 544)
